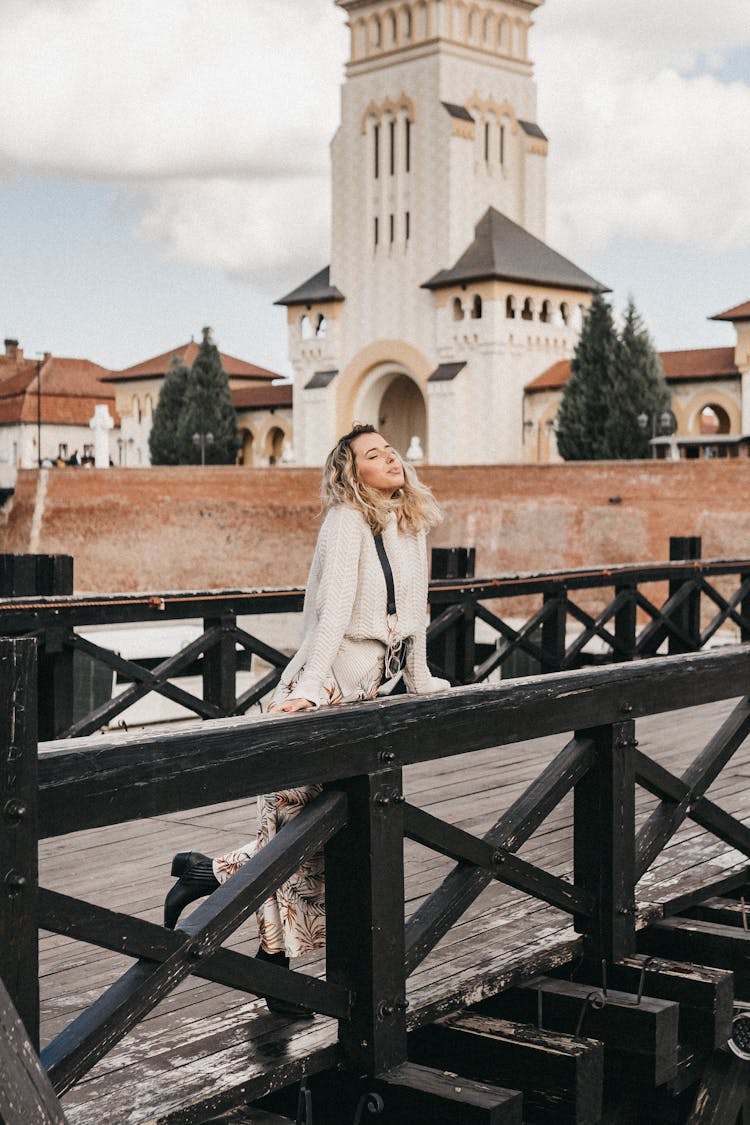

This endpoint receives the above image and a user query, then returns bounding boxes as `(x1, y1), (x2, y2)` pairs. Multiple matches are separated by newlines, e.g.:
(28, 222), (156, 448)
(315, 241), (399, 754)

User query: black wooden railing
(2, 634), (750, 1120)
(1, 540), (750, 743)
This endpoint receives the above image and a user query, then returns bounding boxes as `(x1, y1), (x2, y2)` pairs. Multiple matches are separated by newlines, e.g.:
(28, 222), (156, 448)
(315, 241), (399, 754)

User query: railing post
(325, 768), (407, 1075)
(614, 581), (637, 661)
(742, 571), (750, 644)
(0, 636), (39, 1048)
(202, 612), (237, 715)
(429, 548), (476, 684)
(0, 555), (75, 741)
(668, 536), (702, 654)
(573, 721), (636, 963)
(541, 584), (567, 673)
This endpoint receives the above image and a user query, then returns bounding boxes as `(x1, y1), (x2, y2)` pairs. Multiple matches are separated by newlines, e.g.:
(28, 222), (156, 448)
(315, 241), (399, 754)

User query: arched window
(315, 314), (327, 338)
(452, 297), (465, 321)
(468, 8), (478, 41)
(505, 295), (516, 319)
(300, 314), (313, 340)
(266, 426), (286, 466)
(482, 13), (493, 44)
(498, 16), (510, 52)
(372, 14), (382, 47)
(132, 395), (141, 424)
(699, 404), (731, 435)
(402, 6), (412, 41)
(471, 294), (483, 319)
(521, 297), (534, 321)
(387, 9), (397, 46)
(540, 300), (552, 324)
(560, 302), (570, 325)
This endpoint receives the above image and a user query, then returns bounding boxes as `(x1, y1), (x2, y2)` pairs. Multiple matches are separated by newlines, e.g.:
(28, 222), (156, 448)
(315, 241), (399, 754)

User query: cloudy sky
(1, 0), (748, 374)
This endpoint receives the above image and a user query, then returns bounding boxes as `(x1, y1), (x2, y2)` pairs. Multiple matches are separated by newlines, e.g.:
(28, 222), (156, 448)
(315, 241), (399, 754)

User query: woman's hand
(268, 697), (315, 714)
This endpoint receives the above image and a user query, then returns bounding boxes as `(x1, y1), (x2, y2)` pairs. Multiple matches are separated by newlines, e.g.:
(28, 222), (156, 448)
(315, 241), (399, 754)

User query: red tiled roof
(710, 300), (750, 322)
(526, 347), (739, 392)
(103, 342), (283, 383)
(232, 384), (293, 410)
(0, 353), (117, 425)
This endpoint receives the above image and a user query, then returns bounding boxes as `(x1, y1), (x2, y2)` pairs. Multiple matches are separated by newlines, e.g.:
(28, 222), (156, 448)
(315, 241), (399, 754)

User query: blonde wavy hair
(321, 424), (442, 535)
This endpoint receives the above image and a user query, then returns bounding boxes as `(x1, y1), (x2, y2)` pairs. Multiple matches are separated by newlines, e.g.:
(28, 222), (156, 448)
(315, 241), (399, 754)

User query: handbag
(373, 532), (408, 680)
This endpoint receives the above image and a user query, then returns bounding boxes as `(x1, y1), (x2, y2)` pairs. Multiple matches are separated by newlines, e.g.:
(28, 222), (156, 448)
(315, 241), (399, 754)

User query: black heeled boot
(256, 945), (314, 1019)
(163, 852), (220, 929)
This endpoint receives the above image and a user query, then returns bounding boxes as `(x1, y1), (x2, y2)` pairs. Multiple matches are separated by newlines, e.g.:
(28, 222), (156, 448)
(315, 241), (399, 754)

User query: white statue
(89, 404), (114, 468)
(405, 435), (424, 463)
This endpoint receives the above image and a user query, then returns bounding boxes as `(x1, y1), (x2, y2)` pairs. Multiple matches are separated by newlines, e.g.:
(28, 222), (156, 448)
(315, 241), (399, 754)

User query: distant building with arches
(524, 301), (750, 461)
(102, 341), (292, 467)
(276, 0), (606, 465)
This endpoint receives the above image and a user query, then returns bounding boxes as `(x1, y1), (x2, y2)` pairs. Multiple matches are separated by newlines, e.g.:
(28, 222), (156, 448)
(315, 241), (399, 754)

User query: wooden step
(483, 974), (679, 1086)
(639, 916), (750, 998)
(410, 1012), (602, 1124)
(578, 953), (733, 1049)
(374, 1061), (523, 1124)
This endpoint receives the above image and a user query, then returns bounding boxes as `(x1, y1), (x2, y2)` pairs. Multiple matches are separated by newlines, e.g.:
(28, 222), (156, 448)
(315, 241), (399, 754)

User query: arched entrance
(355, 369), (427, 460)
(264, 426), (286, 466)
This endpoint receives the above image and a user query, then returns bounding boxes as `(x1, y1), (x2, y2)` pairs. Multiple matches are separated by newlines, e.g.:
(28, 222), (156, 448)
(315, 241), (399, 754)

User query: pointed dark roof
(423, 208), (608, 294)
(710, 300), (750, 323)
(275, 266), (345, 307)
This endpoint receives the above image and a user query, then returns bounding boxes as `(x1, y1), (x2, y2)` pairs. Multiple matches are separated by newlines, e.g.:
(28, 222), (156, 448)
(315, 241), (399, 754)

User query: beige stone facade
(523, 311), (750, 462)
(278, 0), (604, 466)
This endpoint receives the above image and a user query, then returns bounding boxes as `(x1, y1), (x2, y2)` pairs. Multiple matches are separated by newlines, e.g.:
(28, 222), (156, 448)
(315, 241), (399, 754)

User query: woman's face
(350, 431), (405, 495)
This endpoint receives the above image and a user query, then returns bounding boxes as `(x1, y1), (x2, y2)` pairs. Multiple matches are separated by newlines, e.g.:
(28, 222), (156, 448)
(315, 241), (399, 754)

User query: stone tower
(278, 0), (604, 465)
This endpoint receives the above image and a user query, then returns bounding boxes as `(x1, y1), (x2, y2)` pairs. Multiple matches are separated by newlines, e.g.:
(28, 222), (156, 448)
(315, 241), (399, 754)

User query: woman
(164, 424), (448, 1015)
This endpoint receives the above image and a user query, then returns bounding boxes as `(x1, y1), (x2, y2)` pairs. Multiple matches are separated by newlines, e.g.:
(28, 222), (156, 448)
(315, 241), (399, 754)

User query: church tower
(277, 0), (605, 465)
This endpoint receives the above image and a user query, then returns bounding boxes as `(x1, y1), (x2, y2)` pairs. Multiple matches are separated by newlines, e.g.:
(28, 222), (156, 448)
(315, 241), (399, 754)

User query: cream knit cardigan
(273, 504), (449, 705)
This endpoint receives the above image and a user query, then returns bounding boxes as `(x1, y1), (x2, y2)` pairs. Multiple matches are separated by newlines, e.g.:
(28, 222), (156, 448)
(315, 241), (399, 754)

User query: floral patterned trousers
(212, 666), (382, 958)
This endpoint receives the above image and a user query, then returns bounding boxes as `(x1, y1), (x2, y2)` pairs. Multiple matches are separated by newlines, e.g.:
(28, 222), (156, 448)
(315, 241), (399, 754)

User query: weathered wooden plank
(403, 802), (592, 917)
(36, 645), (750, 838)
(636, 695), (750, 879)
(42, 790), (348, 1094)
(375, 1061), (523, 1124)
(487, 974), (679, 1086)
(325, 769), (407, 1075)
(640, 916), (750, 996)
(37, 888), (350, 1020)
(409, 1012), (603, 1125)
(588, 953), (734, 1050)
(574, 722), (636, 961)
(0, 636), (40, 1047)
(685, 894), (750, 929)
(685, 1049), (750, 1124)
(0, 974), (68, 1125)
(405, 735), (594, 974)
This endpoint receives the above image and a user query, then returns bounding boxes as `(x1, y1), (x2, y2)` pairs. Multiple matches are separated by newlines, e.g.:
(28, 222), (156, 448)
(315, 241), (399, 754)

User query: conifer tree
(176, 327), (239, 464)
(148, 354), (189, 465)
(607, 297), (671, 458)
(555, 292), (619, 461)
(556, 294), (672, 460)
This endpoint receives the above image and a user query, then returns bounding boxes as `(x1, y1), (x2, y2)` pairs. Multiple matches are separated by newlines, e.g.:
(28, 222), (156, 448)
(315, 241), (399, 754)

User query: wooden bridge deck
(45, 698), (750, 1124)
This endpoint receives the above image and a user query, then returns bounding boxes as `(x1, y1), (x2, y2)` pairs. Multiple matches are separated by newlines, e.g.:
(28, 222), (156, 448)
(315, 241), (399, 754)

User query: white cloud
(2, 0), (749, 284)
(0, 0), (343, 281)
(534, 1), (750, 257)
(130, 174), (331, 286)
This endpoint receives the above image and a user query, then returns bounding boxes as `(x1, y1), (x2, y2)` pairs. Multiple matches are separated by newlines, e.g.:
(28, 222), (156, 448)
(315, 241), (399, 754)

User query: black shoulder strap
(373, 533), (397, 616)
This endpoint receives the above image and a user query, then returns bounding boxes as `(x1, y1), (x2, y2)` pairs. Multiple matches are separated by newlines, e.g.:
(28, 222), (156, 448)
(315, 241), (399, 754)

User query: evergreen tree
(176, 327), (239, 464)
(148, 354), (189, 465)
(556, 294), (672, 460)
(607, 297), (671, 458)
(555, 292), (620, 461)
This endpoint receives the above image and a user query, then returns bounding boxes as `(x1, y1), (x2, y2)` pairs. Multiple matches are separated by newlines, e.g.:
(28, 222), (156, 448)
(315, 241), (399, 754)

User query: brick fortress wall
(1, 462), (748, 593)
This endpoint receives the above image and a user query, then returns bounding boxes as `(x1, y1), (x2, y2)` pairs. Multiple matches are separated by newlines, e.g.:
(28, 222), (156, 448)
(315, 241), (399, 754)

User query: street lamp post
(192, 431), (214, 465)
(36, 355), (43, 467)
